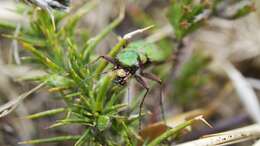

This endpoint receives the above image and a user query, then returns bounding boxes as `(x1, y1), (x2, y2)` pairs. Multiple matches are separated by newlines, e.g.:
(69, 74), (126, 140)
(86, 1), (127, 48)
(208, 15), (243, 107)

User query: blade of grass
(147, 115), (211, 146)
(19, 135), (80, 145)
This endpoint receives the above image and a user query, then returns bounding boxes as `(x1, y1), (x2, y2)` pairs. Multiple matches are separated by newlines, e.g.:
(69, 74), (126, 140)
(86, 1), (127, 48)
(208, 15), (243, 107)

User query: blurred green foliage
(167, 0), (208, 40)
(0, 0), (255, 145)
(1, 2), (141, 145)
(172, 53), (210, 105)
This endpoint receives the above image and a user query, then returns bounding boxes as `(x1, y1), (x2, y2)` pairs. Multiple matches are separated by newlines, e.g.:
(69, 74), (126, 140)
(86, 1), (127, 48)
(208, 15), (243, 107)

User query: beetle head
(113, 68), (130, 85)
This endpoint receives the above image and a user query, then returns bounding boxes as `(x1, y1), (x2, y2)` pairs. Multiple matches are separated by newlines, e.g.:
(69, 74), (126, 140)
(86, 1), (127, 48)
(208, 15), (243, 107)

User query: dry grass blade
(0, 81), (45, 117)
(221, 61), (260, 123)
(247, 77), (260, 90)
(123, 25), (154, 40)
(253, 139), (260, 146)
(176, 124), (260, 146)
(12, 9), (29, 65)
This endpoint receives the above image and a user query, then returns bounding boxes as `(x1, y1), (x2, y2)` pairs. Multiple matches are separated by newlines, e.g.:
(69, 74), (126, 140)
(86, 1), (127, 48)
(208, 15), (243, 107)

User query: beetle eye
(114, 66), (119, 69)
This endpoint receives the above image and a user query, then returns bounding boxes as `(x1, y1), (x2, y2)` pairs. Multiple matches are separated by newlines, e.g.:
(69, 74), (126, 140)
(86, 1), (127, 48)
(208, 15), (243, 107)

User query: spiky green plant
(2, 1), (142, 145)
(0, 1), (174, 145)
(0, 0), (255, 146)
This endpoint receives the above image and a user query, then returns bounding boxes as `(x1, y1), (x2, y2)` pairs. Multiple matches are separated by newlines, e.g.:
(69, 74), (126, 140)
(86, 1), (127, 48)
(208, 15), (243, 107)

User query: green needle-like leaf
(19, 135), (80, 145)
(75, 130), (90, 146)
(27, 108), (65, 119)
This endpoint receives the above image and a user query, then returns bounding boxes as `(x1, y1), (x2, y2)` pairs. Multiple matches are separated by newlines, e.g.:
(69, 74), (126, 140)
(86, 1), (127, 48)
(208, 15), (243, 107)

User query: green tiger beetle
(96, 40), (166, 128)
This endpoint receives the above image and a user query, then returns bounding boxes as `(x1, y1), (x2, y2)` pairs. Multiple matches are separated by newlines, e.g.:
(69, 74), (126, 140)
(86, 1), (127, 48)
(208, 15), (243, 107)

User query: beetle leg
(138, 57), (161, 83)
(134, 75), (149, 130)
(139, 70), (165, 122)
(98, 55), (117, 66)
(140, 72), (162, 84)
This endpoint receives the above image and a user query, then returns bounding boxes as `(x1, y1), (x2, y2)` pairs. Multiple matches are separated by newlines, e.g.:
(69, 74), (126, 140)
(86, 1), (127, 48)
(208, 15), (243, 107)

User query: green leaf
(22, 43), (60, 70)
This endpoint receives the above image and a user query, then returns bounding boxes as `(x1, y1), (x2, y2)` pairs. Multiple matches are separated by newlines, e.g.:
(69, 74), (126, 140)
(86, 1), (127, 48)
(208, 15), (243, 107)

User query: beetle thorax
(113, 66), (138, 85)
